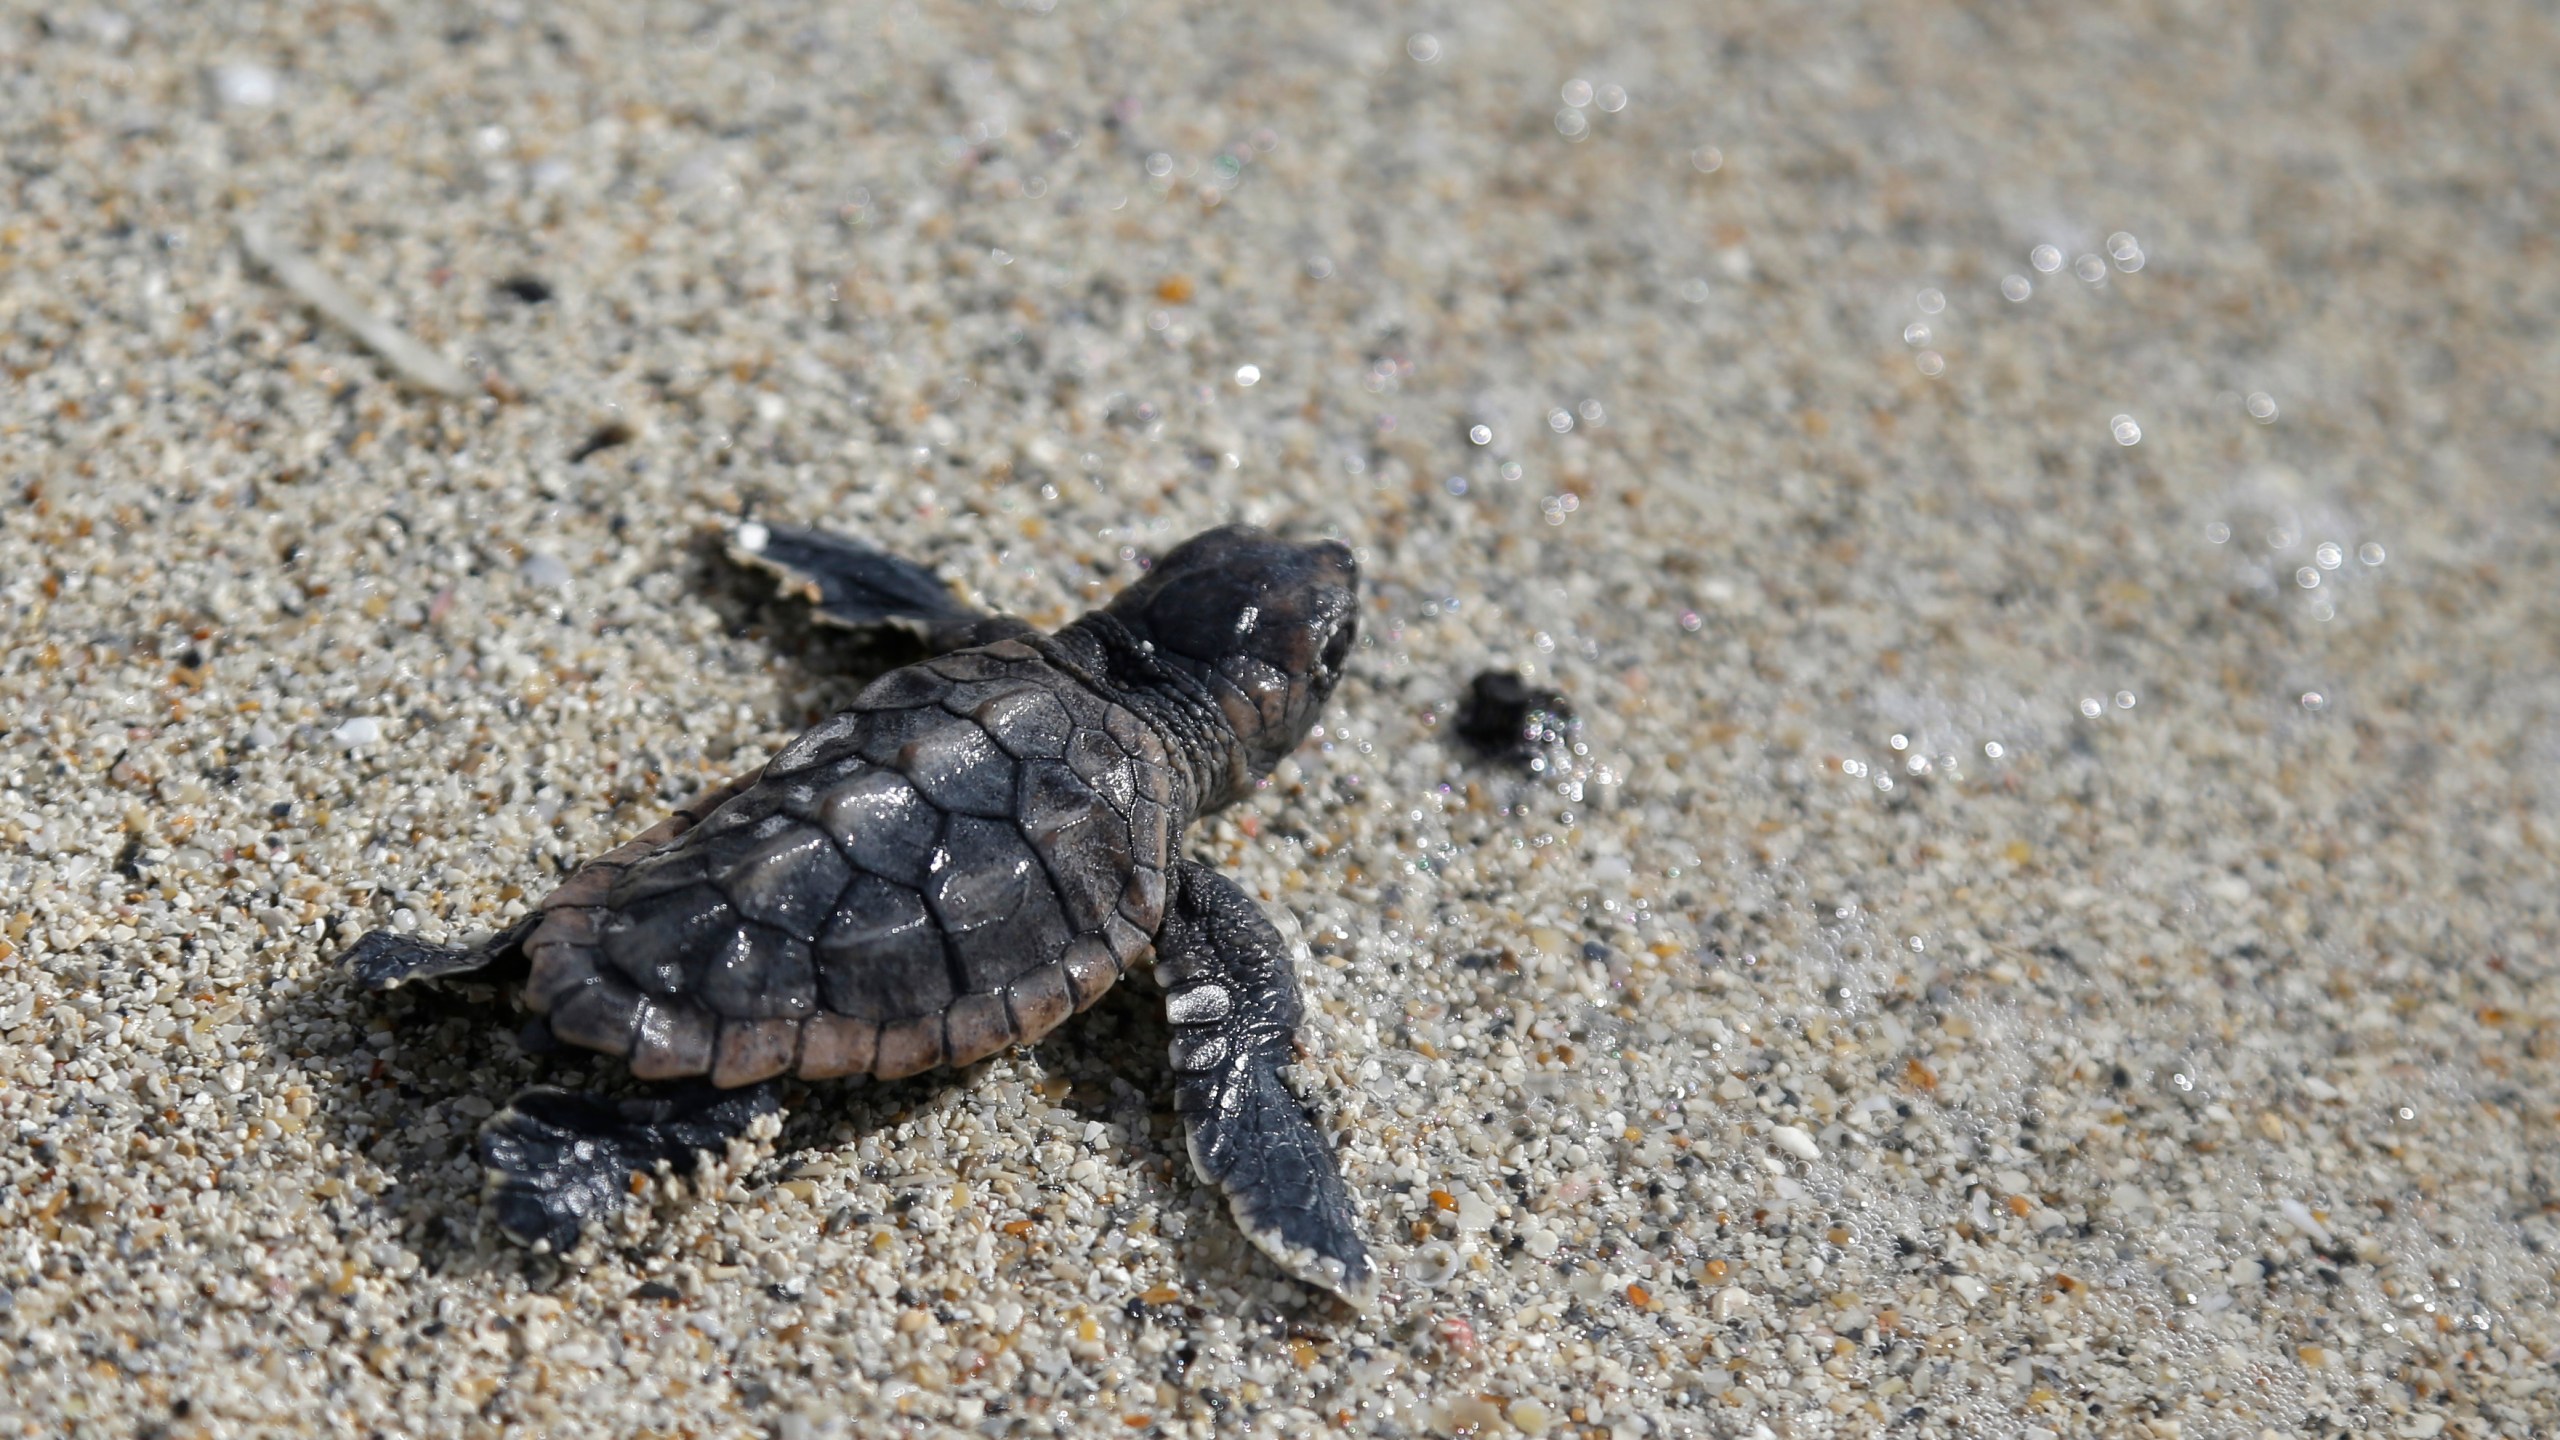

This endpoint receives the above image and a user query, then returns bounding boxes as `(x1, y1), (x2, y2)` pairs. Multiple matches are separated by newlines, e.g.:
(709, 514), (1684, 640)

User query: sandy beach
(4, 2), (2557, 1435)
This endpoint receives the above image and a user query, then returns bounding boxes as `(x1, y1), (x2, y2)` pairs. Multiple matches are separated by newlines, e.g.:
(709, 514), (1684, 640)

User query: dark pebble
(1453, 670), (1576, 765)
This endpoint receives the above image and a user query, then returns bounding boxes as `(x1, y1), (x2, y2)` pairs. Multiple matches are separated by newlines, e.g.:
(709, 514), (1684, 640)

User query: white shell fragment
(238, 218), (476, 397)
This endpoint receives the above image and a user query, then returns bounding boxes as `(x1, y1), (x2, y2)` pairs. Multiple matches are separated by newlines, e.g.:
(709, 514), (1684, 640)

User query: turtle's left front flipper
(477, 1082), (784, 1254)
(727, 520), (1029, 653)
(1158, 861), (1375, 1305)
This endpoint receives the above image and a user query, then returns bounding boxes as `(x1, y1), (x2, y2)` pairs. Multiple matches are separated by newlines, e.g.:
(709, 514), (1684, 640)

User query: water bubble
(1916, 288), (1945, 314)
(1405, 32), (1441, 63)
(1690, 146), (1724, 173)
(2246, 391), (2278, 423)
(2109, 414), (2142, 446)
(2205, 521), (2231, 544)
(2295, 567), (2320, 589)
(1144, 152), (1174, 178)
(1907, 936), (1926, 952)
(2001, 274), (2032, 302)
(1468, 424), (1492, 445)
(2030, 244), (2062, 273)
(2079, 697), (2103, 718)
(1406, 1241), (1461, 1288)
(2114, 690), (2137, 709)
(1915, 351), (1945, 376)
(1982, 741), (2005, 758)
(2107, 232), (2145, 271)
(1233, 364), (1260, 387)
(1560, 78), (1594, 107)
(1305, 255), (1334, 280)
(1499, 460), (1523, 481)
(2075, 254), (2108, 282)
(2358, 542), (2385, 565)
(1680, 278), (1712, 303)
(1678, 610), (1703, 633)
(2300, 691), (2328, 711)
(1547, 409), (1575, 434)
(1444, 474), (1469, 496)
(1555, 109), (1589, 140)
(1889, 734), (1909, 751)
(2314, 542), (2342, 570)
(1596, 84), (1628, 113)
(1578, 398), (1606, 423)
(1902, 322), (1932, 346)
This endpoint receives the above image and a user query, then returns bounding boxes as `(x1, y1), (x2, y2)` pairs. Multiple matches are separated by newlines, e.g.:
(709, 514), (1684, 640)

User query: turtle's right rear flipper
(729, 521), (1022, 652)
(344, 914), (536, 992)
(478, 1082), (784, 1254)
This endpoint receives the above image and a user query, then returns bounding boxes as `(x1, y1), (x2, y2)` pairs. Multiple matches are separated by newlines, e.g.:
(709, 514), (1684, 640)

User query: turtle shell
(517, 639), (1179, 1087)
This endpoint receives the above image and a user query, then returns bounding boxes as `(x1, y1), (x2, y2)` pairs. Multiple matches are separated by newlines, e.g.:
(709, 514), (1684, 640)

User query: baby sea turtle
(339, 523), (1374, 1301)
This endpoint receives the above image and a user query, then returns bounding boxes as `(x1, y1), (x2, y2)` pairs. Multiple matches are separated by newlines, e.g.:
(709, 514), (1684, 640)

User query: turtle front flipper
(1156, 861), (1375, 1305)
(477, 1082), (784, 1254)
(728, 520), (1030, 653)
(343, 913), (538, 992)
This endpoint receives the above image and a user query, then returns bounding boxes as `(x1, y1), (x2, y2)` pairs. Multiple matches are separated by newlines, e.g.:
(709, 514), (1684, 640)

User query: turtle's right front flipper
(1158, 862), (1376, 1306)
(344, 913), (538, 992)
(728, 521), (1028, 653)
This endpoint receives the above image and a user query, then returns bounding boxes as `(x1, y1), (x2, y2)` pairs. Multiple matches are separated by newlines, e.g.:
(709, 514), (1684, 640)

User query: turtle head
(1101, 524), (1360, 793)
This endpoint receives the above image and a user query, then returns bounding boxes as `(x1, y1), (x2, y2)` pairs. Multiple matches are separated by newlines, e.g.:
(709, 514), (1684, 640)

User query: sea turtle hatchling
(339, 522), (1374, 1301)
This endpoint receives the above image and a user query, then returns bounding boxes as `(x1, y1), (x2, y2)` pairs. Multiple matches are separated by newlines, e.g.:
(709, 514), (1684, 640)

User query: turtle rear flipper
(1158, 861), (1376, 1306)
(478, 1082), (784, 1254)
(344, 914), (537, 992)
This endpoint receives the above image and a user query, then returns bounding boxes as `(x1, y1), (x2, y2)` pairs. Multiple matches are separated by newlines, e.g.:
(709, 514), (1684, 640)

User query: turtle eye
(1318, 617), (1356, 677)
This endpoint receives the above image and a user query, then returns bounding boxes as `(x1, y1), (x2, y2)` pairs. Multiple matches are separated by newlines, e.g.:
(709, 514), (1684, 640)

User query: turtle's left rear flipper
(344, 913), (538, 992)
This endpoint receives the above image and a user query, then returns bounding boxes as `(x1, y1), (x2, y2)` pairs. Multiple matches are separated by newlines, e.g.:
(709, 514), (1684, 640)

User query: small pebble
(1451, 670), (1576, 767)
